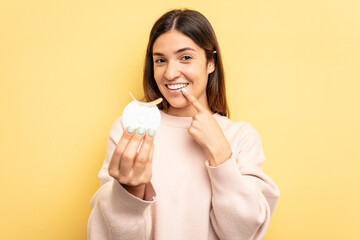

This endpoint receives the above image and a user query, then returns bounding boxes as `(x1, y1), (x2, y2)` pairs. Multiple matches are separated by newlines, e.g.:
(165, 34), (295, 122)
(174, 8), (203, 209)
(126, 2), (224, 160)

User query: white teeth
(167, 83), (188, 90)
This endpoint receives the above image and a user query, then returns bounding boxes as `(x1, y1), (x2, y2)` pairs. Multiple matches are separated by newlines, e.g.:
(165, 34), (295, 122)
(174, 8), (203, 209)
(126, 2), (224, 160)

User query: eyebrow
(153, 47), (196, 56)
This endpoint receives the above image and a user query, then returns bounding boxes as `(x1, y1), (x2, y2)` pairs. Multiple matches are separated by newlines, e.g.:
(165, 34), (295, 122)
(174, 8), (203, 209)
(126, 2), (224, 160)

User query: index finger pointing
(181, 88), (205, 113)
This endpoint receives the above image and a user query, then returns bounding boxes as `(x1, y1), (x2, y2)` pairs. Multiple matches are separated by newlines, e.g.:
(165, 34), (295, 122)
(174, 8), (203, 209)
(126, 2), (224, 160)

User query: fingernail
(127, 126), (135, 134)
(138, 127), (145, 135)
(181, 88), (187, 93)
(148, 128), (155, 137)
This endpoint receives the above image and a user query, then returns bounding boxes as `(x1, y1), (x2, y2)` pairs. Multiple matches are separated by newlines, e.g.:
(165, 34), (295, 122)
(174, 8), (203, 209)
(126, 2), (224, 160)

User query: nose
(164, 61), (180, 80)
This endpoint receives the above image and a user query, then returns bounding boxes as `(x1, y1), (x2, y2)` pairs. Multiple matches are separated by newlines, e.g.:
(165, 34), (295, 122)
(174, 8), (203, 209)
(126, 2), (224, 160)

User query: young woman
(88, 9), (279, 240)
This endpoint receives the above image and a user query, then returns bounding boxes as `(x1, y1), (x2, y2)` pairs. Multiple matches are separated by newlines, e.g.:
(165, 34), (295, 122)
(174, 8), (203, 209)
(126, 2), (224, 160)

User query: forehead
(152, 30), (203, 53)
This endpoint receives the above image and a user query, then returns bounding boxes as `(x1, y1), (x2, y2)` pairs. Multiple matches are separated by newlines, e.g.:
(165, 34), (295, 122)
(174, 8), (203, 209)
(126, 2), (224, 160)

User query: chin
(167, 98), (189, 110)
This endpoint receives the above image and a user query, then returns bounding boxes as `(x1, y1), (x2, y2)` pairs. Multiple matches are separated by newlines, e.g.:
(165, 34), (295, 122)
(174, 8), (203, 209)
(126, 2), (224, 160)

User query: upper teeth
(167, 83), (188, 90)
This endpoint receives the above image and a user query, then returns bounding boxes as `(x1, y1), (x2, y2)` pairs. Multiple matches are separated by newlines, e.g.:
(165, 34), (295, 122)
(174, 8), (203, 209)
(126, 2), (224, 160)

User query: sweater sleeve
(87, 117), (156, 240)
(206, 123), (280, 240)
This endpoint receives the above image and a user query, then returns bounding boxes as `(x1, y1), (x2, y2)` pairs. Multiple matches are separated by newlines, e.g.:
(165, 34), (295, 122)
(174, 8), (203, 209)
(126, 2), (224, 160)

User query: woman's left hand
(182, 90), (232, 166)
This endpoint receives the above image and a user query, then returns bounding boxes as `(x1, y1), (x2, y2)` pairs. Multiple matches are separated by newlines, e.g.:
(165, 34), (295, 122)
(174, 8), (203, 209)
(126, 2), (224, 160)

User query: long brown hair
(143, 9), (229, 117)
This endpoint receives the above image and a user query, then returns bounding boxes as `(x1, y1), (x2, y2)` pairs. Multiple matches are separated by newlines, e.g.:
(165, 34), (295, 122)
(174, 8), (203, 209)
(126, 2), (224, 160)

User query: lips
(166, 83), (189, 90)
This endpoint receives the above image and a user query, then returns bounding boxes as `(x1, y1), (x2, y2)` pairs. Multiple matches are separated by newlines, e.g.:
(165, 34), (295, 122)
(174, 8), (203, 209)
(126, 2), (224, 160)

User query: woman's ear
(207, 58), (215, 74)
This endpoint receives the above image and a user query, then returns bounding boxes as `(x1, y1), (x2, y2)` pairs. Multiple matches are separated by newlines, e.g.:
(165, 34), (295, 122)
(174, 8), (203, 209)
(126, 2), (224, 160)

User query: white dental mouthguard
(121, 92), (162, 131)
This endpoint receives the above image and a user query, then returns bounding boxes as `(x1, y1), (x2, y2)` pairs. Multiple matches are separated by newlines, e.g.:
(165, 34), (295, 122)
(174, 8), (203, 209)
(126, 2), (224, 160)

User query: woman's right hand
(108, 127), (155, 199)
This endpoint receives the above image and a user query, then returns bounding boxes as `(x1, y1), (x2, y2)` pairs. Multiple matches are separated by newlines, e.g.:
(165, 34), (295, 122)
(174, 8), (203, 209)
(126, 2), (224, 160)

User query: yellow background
(1, 0), (359, 239)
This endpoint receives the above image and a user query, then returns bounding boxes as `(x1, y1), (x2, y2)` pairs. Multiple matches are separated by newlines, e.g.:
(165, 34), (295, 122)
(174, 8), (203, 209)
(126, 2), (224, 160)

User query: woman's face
(152, 30), (215, 117)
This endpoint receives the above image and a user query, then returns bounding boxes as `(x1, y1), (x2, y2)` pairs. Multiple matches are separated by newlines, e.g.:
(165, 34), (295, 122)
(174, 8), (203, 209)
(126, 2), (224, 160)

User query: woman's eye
(155, 58), (166, 63)
(181, 55), (192, 61)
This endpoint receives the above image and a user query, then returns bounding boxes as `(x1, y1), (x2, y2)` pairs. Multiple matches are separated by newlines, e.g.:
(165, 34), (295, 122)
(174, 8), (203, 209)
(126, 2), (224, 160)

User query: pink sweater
(88, 111), (280, 240)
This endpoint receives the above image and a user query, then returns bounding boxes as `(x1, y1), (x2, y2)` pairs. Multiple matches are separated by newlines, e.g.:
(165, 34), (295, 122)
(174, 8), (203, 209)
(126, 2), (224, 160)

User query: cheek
(183, 66), (208, 85)
(182, 65), (201, 79)
(153, 68), (162, 83)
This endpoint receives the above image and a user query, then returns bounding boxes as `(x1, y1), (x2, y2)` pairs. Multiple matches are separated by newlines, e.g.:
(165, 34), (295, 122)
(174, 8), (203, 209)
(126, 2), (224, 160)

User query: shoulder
(108, 116), (124, 144)
(213, 114), (262, 147)
(111, 116), (123, 129)
(214, 114), (259, 136)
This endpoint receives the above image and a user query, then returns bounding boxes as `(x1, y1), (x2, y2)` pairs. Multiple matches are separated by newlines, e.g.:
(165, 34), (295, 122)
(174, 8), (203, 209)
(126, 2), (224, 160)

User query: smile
(166, 83), (189, 90)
